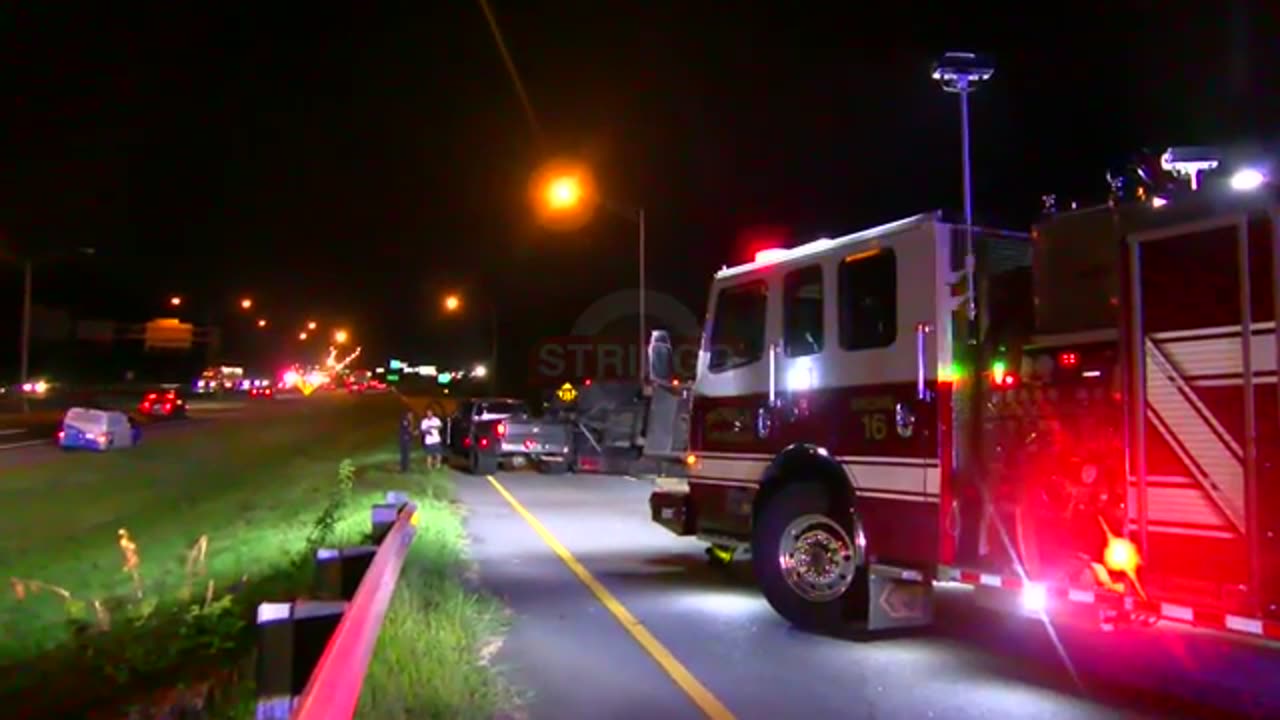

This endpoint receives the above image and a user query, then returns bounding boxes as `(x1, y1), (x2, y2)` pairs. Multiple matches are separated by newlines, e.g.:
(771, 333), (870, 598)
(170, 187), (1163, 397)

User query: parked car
(447, 398), (573, 474)
(58, 407), (141, 451)
(249, 386), (274, 398)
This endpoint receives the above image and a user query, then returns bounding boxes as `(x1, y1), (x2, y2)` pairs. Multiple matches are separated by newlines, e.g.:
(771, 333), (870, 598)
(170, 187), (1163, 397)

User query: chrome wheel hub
(778, 514), (858, 602)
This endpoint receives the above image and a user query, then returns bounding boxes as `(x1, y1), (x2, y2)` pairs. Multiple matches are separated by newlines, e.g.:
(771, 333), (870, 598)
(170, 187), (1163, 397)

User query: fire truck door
(771, 227), (941, 492)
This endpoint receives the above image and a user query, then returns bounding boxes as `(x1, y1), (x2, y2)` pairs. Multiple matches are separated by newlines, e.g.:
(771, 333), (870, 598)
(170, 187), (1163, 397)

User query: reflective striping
(937, 564), (1280, 643)
(1225, 615), (1264, 636)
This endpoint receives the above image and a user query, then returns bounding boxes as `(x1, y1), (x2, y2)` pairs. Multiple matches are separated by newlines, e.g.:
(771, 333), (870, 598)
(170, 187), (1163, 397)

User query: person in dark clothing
(398, 410), (415, 472)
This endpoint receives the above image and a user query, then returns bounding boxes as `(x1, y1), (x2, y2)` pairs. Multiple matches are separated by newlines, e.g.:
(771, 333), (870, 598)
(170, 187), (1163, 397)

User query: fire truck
(647, 189), (1279, 640)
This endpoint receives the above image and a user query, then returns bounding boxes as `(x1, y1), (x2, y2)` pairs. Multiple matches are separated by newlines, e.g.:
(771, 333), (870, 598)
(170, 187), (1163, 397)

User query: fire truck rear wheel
(752, 482), (862, 632)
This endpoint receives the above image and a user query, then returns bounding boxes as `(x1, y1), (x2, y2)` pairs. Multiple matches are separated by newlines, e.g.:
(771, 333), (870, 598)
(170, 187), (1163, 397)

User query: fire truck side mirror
(648, 330), (674, 384)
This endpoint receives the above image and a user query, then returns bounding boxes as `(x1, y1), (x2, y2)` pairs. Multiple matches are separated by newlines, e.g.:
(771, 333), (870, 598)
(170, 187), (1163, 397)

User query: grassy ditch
(0, 394), (409, 716)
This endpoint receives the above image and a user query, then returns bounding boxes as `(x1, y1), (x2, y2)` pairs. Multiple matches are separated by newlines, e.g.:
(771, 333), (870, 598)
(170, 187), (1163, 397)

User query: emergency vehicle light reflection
(676, 588), (768, 619)
(1021, 582), (1048, 613)
(785, 359), (816, 391)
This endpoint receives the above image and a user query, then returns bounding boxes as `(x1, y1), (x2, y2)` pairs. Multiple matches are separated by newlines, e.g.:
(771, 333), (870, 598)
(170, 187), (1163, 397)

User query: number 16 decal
(862, 413), (887, 441)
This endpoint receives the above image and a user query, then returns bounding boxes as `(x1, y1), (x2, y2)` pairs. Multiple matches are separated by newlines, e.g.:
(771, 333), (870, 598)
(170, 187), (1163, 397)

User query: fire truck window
(708, 281), (767, 372)
(783, 265), (824, 357)
(838, 249), (897, 350)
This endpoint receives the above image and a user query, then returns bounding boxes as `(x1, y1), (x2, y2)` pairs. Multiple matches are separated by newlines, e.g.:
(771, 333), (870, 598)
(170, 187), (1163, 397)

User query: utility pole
(638, 207), (646, 384)
(19, 259), (31, 387)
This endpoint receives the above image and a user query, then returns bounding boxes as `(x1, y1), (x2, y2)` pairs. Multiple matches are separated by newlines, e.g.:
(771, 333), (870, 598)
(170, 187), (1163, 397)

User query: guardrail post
(371, 491), (410, 543)
(254, 600), (348, 719)
(314, 547), (378, 600)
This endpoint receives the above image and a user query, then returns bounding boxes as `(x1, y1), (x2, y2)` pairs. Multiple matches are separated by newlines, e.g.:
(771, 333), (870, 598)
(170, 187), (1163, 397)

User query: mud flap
(866, 564), (935, 632)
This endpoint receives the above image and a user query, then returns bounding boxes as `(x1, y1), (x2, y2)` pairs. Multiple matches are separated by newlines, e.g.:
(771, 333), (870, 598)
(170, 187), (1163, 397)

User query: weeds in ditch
(4, 458), (366, 716)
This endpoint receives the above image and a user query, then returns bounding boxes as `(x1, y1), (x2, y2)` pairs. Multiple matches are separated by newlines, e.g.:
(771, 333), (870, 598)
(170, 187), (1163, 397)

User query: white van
(58, 407), (141, 451)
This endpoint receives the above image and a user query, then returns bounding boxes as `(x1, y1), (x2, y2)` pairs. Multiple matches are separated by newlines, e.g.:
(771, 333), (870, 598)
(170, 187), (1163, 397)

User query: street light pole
(638, 207), (646, 384)
(19, 260), (31, 403)
(958, 89), (974, 319)
(490, 301), (499, 391)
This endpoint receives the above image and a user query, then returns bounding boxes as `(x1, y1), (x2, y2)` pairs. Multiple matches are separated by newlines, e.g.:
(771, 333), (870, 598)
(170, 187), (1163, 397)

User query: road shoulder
(454, 471), (711, 720)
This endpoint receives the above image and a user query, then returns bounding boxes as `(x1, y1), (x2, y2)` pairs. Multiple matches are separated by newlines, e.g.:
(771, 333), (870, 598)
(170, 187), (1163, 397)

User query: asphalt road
(458, 471), (1280, 720)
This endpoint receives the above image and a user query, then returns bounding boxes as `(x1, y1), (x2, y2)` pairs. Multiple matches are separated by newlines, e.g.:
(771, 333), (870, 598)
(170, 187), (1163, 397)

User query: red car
(139, 389), (187, 418)
(249, 386), (274, 398)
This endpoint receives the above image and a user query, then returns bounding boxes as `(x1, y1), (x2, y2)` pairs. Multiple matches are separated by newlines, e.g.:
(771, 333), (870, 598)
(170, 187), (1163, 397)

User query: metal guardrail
(255, 492), (419, 719)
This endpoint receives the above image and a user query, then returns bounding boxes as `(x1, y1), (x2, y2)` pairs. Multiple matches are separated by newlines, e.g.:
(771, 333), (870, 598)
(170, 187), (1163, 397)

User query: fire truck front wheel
(752, 482), (863, 632)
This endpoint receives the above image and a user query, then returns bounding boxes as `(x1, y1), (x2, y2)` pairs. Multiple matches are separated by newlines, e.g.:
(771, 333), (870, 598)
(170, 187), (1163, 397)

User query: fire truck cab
(649, 194), (1280, 641)
(649, 212), (975, 632)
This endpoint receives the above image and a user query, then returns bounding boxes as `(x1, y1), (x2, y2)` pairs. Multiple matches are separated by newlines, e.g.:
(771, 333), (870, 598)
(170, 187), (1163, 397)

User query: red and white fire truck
(648, 190), (1279, 640)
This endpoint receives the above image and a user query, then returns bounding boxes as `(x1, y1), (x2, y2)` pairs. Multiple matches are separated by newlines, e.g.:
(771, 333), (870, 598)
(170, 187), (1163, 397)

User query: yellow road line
(485, 475), (736, 720)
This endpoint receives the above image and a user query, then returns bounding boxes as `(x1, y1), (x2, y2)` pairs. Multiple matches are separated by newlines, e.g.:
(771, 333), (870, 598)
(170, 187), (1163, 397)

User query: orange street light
(545, 175), (583, 210)
(257, 318), (267, 328)
(443, 294), (461, 312)
(169, 296), (182, 307)
(333, 329), (349, 344)
(529, 158), (598, 231)
(298, 331), (308, 341)
(240, 297), (253, 310)
(306, 320), (317, 331)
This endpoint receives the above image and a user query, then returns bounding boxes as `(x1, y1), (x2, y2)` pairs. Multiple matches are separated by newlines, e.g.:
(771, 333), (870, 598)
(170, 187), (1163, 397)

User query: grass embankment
(355, 468), (510, 720)
(0, 393), (508, 718)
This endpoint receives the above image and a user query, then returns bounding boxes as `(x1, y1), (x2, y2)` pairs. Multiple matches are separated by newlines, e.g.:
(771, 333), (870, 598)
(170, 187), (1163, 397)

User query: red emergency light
(754, 248), (788, 264)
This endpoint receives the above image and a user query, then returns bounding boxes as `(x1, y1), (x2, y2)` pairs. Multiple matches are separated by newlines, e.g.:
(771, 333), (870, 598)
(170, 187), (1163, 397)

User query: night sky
(3, 3), (1277, 386)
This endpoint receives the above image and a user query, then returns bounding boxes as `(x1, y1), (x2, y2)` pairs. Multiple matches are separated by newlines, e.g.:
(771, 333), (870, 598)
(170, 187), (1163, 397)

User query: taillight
(57, 430), (64, 440)
(463, 436), (473, 448)
(479, 436), (489, 448)
(1058, 351), (1079, 368)
(524, 438), (535, 450)
(495, 422), (507, 437)
(163, 403), (172, 412)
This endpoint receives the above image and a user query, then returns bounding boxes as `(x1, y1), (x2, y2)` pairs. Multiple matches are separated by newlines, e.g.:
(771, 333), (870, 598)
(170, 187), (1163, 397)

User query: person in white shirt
(419, 409), (444, 470)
